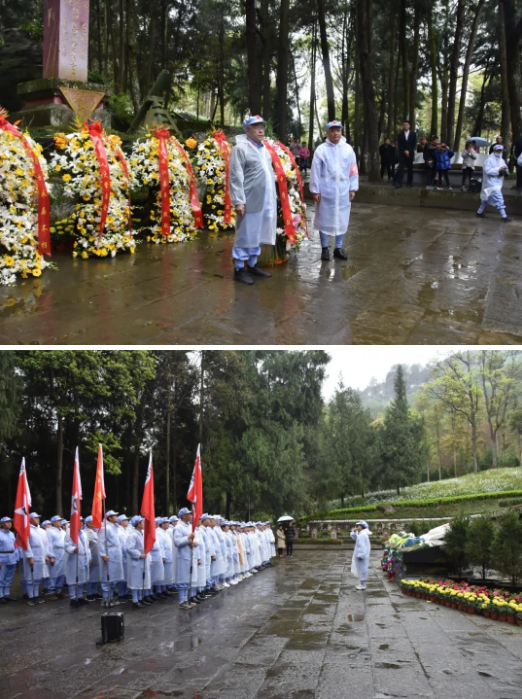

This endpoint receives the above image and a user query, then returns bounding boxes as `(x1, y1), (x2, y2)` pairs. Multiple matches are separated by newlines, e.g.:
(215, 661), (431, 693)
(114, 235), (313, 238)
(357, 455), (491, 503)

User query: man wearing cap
(477, 145), (511, 222)
(0, 517), (18, 603)
(150, 518), (166, 599)
(174, 508), (197, 609)
(229, 115), (277, 285)
(21, 513), (49, 604)
(98, 510), (124, 607)
(40, 520), (51, 596)
(166, 516), (178, 594)
(126, 516), (152, 609)
(310, 120), (359, 261)
(64, 520), (91, 605)
(157, 519), (175, 597)
(47, 515), (67, 600)
(84, 516), (102, 600)
(350, 520), (372, 591)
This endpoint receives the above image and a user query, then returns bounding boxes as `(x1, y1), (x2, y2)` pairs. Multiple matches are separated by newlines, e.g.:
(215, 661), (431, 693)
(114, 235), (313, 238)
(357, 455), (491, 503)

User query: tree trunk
(446, 0), (465, 147)
(428, 6), (438, 136)
(454, 0), (485, 151)
(275, 0), (290, 139)
(354, 55), (360, 157)
(491, 428), (498, 468)
(199, 351), (205, 445)
(472, 67), (492, 136)
(132, 440), (140, 515)
(308, 22), (317, 155)
(355, 0), (380, 180)
(292, 53), (302, 139)
(502, 1), (522, 146)
(246, 0), (261, 114)
(408, 0), (421, 132)
(471, 421), (479, 473)
(119, 0), (126, 92)
(386, 4), (397, 138)
(341, 6), (349, 136)
(144, 0), (159, 95)
(56, 413), (64, 516)
(165, 408), (170, 514)
(317, 0), (335, 120)
(399, 0), (409, 121)
(126, 0), (141, 113)
(260, 0), (271, 115)
(439, 62), (448, 144)
(219, 10), (225, 126)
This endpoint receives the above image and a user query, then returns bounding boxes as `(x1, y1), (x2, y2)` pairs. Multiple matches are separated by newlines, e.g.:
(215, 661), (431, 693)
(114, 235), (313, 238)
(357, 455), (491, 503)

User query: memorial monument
(12, 0), (110, 129)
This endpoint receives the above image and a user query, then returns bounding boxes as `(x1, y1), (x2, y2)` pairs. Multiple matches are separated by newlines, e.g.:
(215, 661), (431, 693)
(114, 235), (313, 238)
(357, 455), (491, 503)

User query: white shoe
(230, 579), (238, 585)
(245, 573), (252, 578)
(252, 569), (259, 574)
(355, 584), (367, 590)
(223, 582), (230, 588)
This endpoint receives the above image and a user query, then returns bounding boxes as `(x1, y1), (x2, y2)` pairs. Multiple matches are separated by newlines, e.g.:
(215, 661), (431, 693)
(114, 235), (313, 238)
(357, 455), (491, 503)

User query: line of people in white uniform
(0, 509), (276, 610)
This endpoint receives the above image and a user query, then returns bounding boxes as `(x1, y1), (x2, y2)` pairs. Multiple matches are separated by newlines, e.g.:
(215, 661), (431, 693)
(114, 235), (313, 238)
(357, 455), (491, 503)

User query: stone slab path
(0, 204), (521, 345)
(1, 550), (522, 699)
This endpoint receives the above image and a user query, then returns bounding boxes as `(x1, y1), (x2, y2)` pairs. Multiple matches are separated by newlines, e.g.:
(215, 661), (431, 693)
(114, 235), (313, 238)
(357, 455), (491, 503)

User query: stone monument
(12, 0), (110, 129)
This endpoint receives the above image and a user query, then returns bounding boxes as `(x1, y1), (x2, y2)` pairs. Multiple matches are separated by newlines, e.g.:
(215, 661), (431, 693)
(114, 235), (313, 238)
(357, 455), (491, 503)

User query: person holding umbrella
(350, 520), (371, 590)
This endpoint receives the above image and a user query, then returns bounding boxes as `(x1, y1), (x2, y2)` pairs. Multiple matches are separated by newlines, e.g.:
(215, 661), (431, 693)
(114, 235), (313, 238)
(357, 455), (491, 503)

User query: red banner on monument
(88, 121), (111, 241)
(264, 140), (296, 245)
(213, 130), (233, 224)
(154, 128), (172, 237)
(0, 116), (51, 256)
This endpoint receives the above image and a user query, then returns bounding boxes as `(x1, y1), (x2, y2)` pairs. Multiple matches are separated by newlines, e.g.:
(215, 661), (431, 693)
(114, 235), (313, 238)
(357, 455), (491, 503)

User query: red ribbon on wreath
(87, 121), (111, 241)
(170, 138), (204, 228)
(213, 130), (233, 224)
(154, 128), (172, 237)
(276, 141), (309, 239)
(114, 145), (133, 235)
(0, 116), (51, 256)
(263, 140), (295, 244)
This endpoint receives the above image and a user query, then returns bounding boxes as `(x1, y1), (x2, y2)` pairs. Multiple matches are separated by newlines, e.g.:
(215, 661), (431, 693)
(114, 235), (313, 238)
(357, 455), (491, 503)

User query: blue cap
(242, 115), (266, 131)
(0, 516), (12, 523)
(29, 512), (41, 519)
(201, 513), (209, 521)
(41, 520), (51, 527)
(61, 519), (68, 525)
(106, 510), (119, 518)
(84, 516), (93, 525)
(178, 507), (191, 518)
(493, 144), (504, 151)
(50, 515), (62, 523)
(155, 517), (163, 524)
(169, 516), (178, 523)
(118, 514), (129, 523)
(325, 120), (343, 131)
(356, 520), (369, 529)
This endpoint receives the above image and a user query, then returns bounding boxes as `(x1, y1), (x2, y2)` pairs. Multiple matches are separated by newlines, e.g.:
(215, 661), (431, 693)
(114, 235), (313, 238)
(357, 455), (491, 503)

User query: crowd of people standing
(0, 510), (276, 611)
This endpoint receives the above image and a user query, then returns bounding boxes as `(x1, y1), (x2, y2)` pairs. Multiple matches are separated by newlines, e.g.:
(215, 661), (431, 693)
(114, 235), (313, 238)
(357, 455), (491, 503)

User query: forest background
(1, 350), (521, 521)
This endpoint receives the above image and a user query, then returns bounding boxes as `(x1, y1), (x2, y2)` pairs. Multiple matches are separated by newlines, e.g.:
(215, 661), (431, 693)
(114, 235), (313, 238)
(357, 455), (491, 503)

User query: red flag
(91, 444), (106, 529)
(141, 452), (156, 554)
(70, 447), (82, 545)
(13, 458), (32, 550)
(187, 444), (203, 532)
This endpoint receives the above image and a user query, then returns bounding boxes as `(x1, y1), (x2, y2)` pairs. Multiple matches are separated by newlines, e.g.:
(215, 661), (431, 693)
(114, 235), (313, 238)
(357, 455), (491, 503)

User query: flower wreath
(192, 131), (235, 233)
(0, 112), (51, 284)
(49, 122), (135, 259)
(130, 129), (202, 244)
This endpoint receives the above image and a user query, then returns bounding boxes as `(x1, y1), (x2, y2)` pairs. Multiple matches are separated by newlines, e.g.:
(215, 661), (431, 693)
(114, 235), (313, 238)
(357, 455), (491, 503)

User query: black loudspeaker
(469, 177), (482, 193)
(101, 612), (124, 643)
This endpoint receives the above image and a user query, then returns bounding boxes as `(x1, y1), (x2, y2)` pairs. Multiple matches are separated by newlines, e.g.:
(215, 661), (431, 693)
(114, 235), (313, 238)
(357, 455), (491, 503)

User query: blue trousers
(132, 589), (143, 603)
(68, 584), (84, 600)
(49, 574), (65, 593)
(478, 191), (506, 218)
(0, 564), (16, 596)
(320, 232), (344, 249)
(101, 581), (116, 599)
(28, 579), (41, 598)
(118, 580), (127, 597)
(87, 581), (99, 595)
(232, 246), (261, 270)
(177, 582), (189, 602)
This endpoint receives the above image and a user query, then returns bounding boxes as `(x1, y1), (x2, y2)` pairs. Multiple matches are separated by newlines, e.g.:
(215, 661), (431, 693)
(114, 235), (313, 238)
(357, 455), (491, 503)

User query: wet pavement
(0, 204), (522, 344)
(2, 550), (522, 699)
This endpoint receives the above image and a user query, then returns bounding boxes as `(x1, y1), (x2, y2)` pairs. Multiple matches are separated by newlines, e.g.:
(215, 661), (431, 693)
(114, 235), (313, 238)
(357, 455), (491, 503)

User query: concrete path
(0, 204), (521, 344)
(1, 550), (522, 699)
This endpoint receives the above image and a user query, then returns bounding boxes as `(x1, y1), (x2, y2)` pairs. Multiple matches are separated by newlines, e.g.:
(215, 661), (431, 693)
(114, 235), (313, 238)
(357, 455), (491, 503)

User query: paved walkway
(0, 204), (521, 344)
(1, 550), (522, 699)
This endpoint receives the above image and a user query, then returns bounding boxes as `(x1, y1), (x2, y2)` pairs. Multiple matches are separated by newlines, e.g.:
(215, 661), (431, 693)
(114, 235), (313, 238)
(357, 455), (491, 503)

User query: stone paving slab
(2, 551), (522, 698)
(0, 204), (521, 345)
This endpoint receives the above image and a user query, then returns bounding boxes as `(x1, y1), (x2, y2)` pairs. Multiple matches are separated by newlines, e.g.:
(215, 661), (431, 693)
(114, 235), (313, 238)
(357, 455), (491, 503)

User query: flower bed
(380, 547), (404, 580)
(401, 578), (522, 625)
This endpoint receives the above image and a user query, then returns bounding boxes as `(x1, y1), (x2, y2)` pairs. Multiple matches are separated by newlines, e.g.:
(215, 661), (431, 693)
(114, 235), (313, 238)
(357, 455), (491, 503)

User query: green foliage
(108, 93), (135, 122)
(408, 521), (426, 537)
(19, 20), (43, 41)
(442, 514), (471, 576)
(493, 511), (522, 585)
(465, 514), (494, 579)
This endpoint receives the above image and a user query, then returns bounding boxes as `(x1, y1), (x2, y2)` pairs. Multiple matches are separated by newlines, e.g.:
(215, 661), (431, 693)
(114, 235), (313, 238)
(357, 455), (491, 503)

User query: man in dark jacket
(514, 136), (522, 188)
(395, 120), (417, 188)
(423, 134), (439, 189)
(379, 138), (395, 181)
(285, 523), (296, 557)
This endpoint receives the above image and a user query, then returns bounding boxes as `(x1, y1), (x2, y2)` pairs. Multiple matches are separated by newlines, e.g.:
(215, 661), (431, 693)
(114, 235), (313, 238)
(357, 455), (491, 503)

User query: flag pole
(103, 498), (111, 609)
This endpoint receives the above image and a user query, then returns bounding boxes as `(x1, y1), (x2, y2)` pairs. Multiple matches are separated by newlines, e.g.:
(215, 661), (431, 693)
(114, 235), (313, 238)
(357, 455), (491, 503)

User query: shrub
(493, 511), (522, 585)
(408, 521), (426, 537)
(465, 515), (494, 579)
(442, 514), (470, 576)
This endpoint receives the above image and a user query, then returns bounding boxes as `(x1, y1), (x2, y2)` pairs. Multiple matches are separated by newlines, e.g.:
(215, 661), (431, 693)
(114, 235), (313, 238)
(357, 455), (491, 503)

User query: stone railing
(299, 517), (453, 542)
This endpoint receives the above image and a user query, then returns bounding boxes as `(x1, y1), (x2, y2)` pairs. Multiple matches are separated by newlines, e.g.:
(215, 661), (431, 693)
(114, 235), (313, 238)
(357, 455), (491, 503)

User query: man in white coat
(84, 516), (102, 600)
(229, 115), (276, 285)
(98, 510), (124, 607)
(174, 508), (197, 610)
(310, 120), (359, 261)
(21, 513), (49, 605)
(477, 144), (511, 222)
(126, 516), (152, 609)
(64, 524), (91, 606)
(46, 515), (66, 599)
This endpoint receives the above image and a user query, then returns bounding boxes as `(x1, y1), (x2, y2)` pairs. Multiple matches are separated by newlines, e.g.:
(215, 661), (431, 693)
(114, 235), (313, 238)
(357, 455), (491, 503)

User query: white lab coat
(126, 527), (152, 590)
(64, 529), (91, 585)
(350, 528), (371, 581)
(310, 140), (359, 236)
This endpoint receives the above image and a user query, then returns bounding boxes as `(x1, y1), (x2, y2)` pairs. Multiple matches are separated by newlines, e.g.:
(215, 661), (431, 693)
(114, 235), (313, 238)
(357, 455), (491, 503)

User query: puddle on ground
(478, 671), (492, 678)
(379, 644), (389, 650)
(375, 662), (402, 669)
(347, 613), (365, 622)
